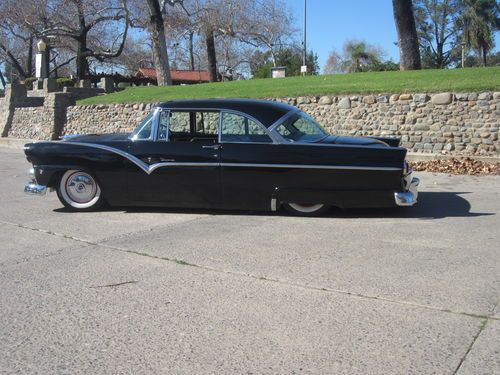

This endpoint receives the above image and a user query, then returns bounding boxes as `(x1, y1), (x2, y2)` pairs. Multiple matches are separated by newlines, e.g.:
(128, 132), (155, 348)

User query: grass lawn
(78, 67), (500, 105)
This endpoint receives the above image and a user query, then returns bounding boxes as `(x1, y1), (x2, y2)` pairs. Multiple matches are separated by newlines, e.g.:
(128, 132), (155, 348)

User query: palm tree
(342, 41), (379, 73)
(457, 0), (500, 66)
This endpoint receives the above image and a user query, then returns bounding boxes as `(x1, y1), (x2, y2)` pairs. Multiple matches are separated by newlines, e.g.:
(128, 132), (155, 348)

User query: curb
(0, 138), (31, 150)
(1, 137), (499, 163)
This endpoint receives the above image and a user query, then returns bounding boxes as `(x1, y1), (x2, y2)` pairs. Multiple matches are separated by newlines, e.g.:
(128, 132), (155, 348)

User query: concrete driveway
(0, 146), (498, 375)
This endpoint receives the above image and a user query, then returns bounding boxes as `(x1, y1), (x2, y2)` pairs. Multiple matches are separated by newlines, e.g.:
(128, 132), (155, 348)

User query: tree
(323, 40), (397, 74)
(392, 0), (422, 70)
(457, 0), (499, 66)
(414, 0), (460, 68)
(145, 0), (173, 85)
(251, 46), (318, 78)
(237, 0), (297, 67)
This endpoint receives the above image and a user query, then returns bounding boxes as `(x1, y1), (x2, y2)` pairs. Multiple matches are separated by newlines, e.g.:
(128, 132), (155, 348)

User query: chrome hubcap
(65, 172), (97, 203)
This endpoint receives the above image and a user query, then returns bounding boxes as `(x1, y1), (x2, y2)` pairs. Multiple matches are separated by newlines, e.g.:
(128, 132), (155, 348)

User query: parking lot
(0, 145), (499, 374)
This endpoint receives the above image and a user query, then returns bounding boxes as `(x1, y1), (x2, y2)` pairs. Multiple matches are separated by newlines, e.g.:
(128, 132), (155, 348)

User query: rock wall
(2, 83), (499, 156)
(65, 103), (155, 135)
(6, 92), (75, 140)
(63, 92), (499, 156)
(282, 92), (499, 155)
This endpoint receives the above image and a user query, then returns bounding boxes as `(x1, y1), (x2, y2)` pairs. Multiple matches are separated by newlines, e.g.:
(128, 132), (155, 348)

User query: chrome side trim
(32, 141), (403, 174)
(221, 163), (401, 171)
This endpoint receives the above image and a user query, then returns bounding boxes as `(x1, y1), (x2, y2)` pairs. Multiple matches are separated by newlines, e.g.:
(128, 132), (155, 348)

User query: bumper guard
(394, 177), (419, 206)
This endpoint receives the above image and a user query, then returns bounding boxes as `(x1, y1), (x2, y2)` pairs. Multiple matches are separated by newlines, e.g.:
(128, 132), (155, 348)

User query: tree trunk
(146, 0), (172, 86)
(392, 0), (421, 70)
(0, 43), (27, 79)
(76, 35), (90, 80)
(0, 68), (6, 88)
(26, 36), (33, 77)
(188, 32), (195, 71)
(205, 28), (217, 82)
(482, 47), (487, 67)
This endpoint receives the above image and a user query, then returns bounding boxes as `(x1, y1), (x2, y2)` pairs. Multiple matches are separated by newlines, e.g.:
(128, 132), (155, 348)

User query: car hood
(317, 135), (389, 147)
(62, 133), (131, 143)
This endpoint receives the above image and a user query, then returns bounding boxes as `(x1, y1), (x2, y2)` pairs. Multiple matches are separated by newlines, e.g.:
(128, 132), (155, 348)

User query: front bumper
(24, 181), (47, 196)
(394, 176), (419, 206)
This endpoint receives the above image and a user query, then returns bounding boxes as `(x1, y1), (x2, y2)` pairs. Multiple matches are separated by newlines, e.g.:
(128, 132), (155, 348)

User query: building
(135, 68), (210, 85)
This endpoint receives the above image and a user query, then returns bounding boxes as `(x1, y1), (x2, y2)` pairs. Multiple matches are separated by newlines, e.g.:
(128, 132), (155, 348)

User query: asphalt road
(0, 146), (498, 375)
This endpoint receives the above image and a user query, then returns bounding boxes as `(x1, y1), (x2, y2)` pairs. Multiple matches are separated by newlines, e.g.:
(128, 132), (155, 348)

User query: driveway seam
(2, 219), (498, 323)
(96, 214), (211, 243)
(451, 319), (488, 375)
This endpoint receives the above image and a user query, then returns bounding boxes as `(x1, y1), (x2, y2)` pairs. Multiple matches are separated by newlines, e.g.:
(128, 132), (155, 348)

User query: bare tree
(20, 0), (131, 79)
(393, 0), (422, 70)
(237, 0), (297, 67)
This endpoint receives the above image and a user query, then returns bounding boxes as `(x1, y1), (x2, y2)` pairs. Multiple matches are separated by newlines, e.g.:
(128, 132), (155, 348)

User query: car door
(128, 109), (222, 208)
(218, 111), (280, 210)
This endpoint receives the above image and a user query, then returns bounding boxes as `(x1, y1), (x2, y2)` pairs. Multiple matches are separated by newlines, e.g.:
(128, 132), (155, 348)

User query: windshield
(130, 111), (155, 140)
(275, 112), (328, 143)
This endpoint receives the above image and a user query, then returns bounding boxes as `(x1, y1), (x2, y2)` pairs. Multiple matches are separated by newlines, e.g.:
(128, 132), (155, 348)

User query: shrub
(56, 77), (75, 88)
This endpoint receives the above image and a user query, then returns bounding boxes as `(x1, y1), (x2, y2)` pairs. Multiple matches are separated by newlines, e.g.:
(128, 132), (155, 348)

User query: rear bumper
(24, 181), (47, 196)
(394, 177), (419, 206)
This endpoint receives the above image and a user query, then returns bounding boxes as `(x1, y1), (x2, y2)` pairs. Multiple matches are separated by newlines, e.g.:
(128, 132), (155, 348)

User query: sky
(286, 0), (499, 71)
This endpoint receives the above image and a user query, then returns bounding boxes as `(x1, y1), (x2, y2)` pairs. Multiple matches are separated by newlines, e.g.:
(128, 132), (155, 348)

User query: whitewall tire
(57, 170), (104, 211)
(283, 202), (329, 217)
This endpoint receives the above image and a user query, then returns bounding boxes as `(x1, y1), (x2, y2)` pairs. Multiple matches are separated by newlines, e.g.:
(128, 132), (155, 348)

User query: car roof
(156, 99), (297, 127)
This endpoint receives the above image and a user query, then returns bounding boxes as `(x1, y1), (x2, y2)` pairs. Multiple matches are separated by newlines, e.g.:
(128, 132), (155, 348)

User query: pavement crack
(98, 215), (209, 243)
(452, 319), (488, 375)
(89, 280), (139, 288)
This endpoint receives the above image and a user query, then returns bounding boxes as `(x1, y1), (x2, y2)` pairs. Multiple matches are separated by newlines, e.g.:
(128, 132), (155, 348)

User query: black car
(24, 99), (419, 216)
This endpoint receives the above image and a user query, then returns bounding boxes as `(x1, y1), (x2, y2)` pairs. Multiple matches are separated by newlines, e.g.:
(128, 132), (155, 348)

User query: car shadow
(327, 192), (493, 219)
(53, 191), (493, 220)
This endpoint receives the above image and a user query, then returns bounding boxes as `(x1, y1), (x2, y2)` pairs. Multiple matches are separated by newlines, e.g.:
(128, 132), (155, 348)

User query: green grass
(78, 67), (500, 105)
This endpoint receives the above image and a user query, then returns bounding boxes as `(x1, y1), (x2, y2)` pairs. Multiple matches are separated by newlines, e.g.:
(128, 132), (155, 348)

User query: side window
(221, 112), (272, 143)
(131, 112), (154, 140)
(195, 112), (219, 135)
(169, 112), (191, 133)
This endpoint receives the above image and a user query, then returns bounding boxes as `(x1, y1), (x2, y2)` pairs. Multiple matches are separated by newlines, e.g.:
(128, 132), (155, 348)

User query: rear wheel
(57, 170), (104, 211)
(283, 202), (330, 217)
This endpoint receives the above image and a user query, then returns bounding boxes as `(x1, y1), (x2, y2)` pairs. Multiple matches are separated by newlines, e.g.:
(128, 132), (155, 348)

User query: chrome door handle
(202, 144), (221, 150)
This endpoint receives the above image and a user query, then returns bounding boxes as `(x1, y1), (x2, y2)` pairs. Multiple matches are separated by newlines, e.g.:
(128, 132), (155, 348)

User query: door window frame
(218, 110), (278, 144)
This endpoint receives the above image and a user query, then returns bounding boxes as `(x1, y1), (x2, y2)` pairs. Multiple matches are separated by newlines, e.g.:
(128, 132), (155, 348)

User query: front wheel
(57, 170), (104, 211)
(283, 203), (330, 217)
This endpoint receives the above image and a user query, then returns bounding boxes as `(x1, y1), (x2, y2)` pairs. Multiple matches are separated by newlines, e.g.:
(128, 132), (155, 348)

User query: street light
(302, 0), (307, 75)
(37, 39), (47, 52)
(36, 38), (50, 80)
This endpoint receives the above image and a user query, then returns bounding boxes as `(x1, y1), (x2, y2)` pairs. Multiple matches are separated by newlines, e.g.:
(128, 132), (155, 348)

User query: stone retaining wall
(1, 83), (499, 156)
(65, 103), (155, 135)
(277, 92), (499, 155)
(63, 92), (499, 155)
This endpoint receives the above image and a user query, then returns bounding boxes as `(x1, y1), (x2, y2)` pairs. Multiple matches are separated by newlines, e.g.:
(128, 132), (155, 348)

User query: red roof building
(135, 68), (210, 85)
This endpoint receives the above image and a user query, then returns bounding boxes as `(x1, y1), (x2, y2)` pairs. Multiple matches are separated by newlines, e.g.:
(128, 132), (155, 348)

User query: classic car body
(24, 99), (419, 215)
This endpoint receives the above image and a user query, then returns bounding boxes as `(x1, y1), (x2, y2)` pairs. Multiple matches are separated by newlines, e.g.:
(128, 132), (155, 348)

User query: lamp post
(301, 0), (307, 76)
(36, 38), (50, 79)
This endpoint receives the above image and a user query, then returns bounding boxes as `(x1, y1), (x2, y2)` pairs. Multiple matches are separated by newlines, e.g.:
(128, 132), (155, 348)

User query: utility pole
(302, 0), (307, 75)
